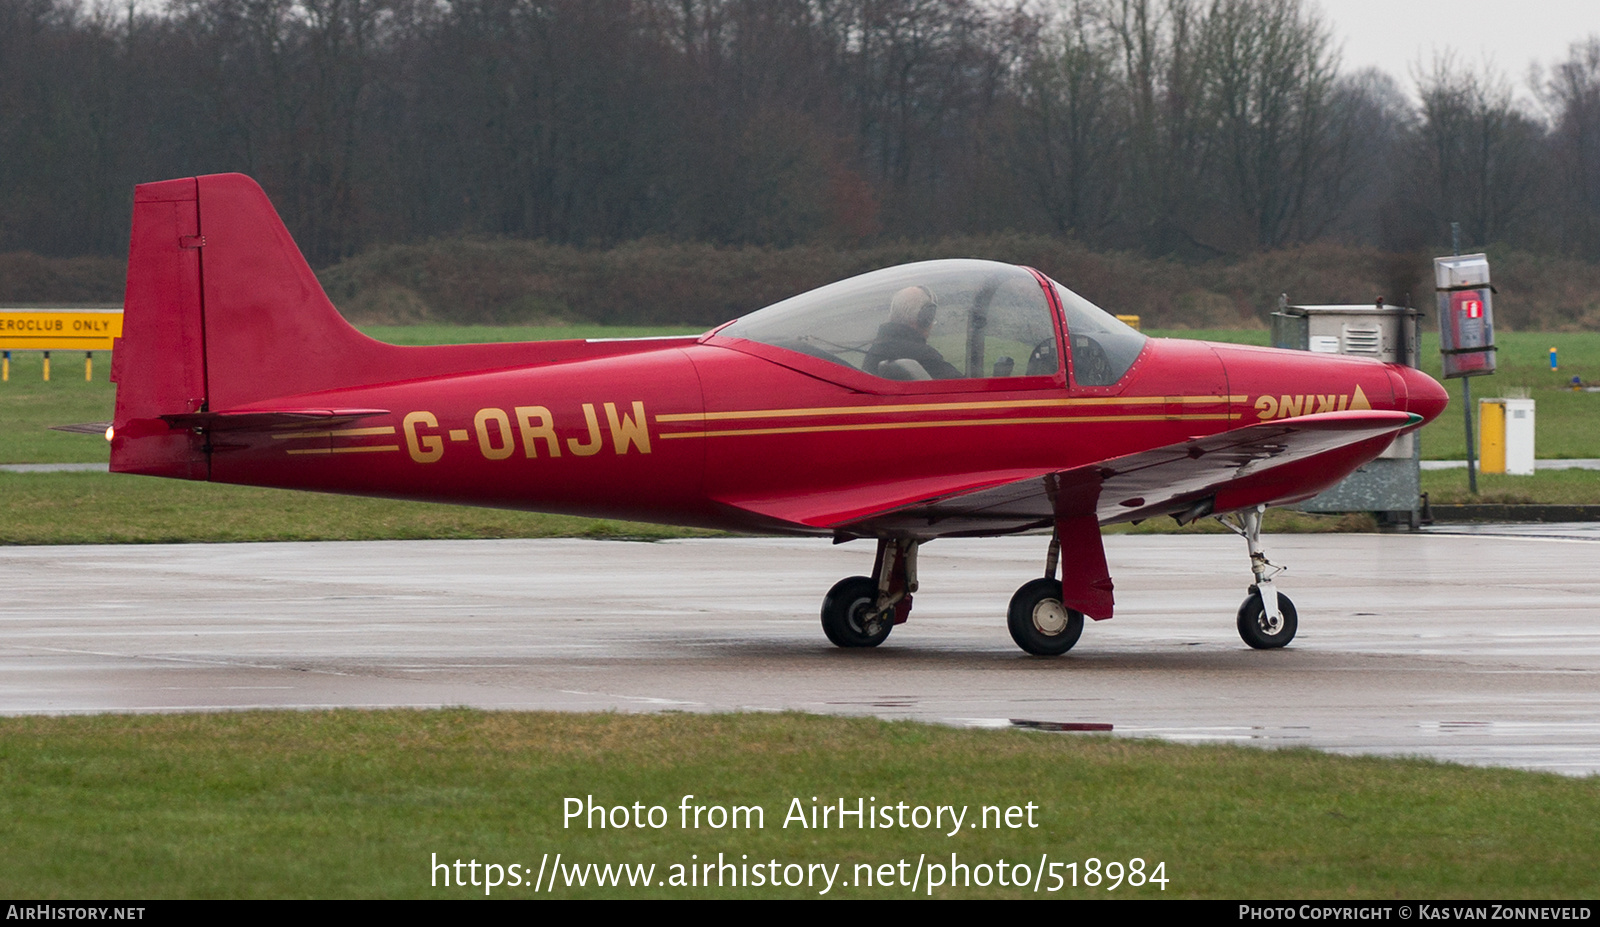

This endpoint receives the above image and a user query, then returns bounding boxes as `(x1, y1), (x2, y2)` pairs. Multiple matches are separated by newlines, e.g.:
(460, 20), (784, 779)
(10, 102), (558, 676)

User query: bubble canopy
(716, 260), (1145, 387)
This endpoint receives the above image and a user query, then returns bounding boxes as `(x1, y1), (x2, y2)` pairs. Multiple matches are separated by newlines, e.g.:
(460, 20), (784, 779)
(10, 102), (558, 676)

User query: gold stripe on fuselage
(271, 426), (398, 440)
(658, 412), (1237, 440)
(654, 395), (1245, 424)
(285, 445), (402, 455)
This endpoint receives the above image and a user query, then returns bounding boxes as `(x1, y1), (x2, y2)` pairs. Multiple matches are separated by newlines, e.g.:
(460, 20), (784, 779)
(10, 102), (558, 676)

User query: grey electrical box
(1271, 298), (1425, 527)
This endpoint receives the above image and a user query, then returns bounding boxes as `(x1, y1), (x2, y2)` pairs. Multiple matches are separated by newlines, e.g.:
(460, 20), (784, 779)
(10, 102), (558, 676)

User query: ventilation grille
(1342, 324), (1382, 355)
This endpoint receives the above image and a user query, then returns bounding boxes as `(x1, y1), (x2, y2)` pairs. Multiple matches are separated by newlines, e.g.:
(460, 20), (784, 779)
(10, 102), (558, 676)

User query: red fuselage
(183, 333), (1445, 537)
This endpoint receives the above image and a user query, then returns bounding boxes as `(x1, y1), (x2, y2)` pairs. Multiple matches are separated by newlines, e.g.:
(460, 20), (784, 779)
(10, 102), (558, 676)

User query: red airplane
(108, 174), (1449, 655)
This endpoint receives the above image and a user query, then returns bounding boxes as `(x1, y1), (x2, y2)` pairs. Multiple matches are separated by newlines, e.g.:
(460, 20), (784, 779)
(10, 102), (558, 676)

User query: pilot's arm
(910, 343), (962, 379)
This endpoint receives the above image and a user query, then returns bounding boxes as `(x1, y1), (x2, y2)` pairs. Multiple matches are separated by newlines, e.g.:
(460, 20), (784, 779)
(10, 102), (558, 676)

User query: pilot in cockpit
(863, 285), (963, 380)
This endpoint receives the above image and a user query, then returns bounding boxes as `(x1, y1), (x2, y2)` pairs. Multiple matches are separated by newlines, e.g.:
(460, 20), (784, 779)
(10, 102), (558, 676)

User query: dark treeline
(3, 0), (1599, 267)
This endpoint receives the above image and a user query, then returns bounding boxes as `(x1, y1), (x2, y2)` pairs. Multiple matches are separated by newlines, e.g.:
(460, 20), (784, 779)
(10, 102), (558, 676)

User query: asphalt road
(4, 532), (1597, 775)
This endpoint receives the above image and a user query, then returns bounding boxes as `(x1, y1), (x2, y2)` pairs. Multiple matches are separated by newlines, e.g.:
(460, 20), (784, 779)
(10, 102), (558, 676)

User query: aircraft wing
(726, 410), (1422, 537)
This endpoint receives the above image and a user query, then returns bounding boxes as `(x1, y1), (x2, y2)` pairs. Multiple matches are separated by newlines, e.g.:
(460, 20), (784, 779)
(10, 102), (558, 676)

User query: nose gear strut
(1217, 505), (1298, 649)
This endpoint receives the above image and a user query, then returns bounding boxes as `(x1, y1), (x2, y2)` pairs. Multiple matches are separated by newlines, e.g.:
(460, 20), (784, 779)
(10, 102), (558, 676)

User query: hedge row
(6, 238), (1599, 331)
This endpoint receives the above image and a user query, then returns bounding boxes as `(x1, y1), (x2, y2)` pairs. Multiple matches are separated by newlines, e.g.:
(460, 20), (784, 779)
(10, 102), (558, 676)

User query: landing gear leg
(1218, 505), (1297, 649)
(821, 538), (918, 648)
(1006, 528), (1084, 656)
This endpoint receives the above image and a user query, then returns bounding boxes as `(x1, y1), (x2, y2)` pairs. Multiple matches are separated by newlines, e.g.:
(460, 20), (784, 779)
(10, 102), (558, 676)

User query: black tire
(821, 576), (892, 648)
(1237, 588), (1298, 649)
(1006, 578), (1084, 656)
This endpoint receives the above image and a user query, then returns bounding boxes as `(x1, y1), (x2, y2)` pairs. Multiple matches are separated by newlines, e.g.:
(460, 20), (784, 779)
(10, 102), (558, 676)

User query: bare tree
(1196, 0), (1338, 249)
(1407, 56), (1546, 250)
(1540, 37), (1600, 258)
(1099, 0), (1207, 253)
(1319, 68), (1415, 248)
(0, 0), (1582, 265)
(1013, 1), (1124, 240)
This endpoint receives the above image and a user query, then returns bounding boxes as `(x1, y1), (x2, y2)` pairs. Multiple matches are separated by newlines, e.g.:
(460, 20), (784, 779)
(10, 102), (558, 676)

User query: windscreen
(1052, 282), (1147, 386)
(719, 260), (1059, 381)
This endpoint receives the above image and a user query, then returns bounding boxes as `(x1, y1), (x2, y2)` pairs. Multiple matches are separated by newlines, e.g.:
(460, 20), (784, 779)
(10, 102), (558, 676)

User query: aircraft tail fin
(110, 173), (537, 478)
(114, 174), (396, 476)
(110, 173), (695, 479)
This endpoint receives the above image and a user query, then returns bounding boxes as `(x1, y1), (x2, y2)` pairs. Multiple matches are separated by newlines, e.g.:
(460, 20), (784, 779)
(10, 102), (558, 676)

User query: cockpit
(715, 260), (1146, 387)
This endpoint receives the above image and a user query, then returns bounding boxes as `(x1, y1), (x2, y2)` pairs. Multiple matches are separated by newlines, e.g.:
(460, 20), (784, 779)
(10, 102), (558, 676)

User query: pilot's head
(890, 285), (938, 335)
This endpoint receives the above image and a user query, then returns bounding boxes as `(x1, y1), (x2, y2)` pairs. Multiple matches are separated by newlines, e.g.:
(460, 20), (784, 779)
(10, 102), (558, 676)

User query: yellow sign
(0, 309), (123, 351)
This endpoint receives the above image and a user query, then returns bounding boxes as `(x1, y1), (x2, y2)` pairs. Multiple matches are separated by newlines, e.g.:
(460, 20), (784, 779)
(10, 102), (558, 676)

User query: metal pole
(1450, 221), (1477, 495)
(1462, 377), (1477, 494)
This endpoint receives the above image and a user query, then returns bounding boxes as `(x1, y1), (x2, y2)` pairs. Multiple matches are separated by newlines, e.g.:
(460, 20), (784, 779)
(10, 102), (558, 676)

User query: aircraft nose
(1390, 364), (1450, 424)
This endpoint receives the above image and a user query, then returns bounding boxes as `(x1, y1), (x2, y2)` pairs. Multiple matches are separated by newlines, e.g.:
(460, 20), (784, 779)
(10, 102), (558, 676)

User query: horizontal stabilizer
(160, 409), (390, 432)
(50, 421), (113, 435)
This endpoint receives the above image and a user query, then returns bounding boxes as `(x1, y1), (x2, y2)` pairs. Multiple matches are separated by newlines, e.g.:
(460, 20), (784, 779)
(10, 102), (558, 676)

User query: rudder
(110, 178), (208, 478)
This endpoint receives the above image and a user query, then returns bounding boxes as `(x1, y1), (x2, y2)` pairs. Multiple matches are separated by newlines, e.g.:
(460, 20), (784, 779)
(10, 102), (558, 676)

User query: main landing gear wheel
(1237, 587), (1298, 649)
(821, 575), (892, 648)
(1007, 578), (1084, 656)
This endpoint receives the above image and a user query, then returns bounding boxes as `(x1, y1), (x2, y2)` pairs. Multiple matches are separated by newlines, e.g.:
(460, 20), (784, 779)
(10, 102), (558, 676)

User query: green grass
(1412, 332), (1600, 461)
(0, 351), (114, 464)
(1421, 467), (1600, 505)
(1144, 328), (1271, 344)
(1, 710), (1595, 899)
(1105, 508), (1380, 535)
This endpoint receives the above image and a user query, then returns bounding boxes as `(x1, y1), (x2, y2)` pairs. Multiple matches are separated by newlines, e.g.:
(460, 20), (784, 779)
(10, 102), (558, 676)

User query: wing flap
(720, 467), (1057, 530)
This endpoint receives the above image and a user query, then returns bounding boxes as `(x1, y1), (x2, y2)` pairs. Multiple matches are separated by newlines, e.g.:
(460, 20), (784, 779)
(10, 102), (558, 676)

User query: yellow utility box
(1479, 398), (1535, 475)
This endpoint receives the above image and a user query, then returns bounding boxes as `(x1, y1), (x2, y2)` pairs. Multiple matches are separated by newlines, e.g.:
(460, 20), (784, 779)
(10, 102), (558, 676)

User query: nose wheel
(1219, 505), (1298, 649)
(1237, 586), (1297, 649)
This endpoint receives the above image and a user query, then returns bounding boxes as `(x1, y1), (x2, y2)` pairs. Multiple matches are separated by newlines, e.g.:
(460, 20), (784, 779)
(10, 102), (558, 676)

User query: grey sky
(1318, 0), (1597, 92)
